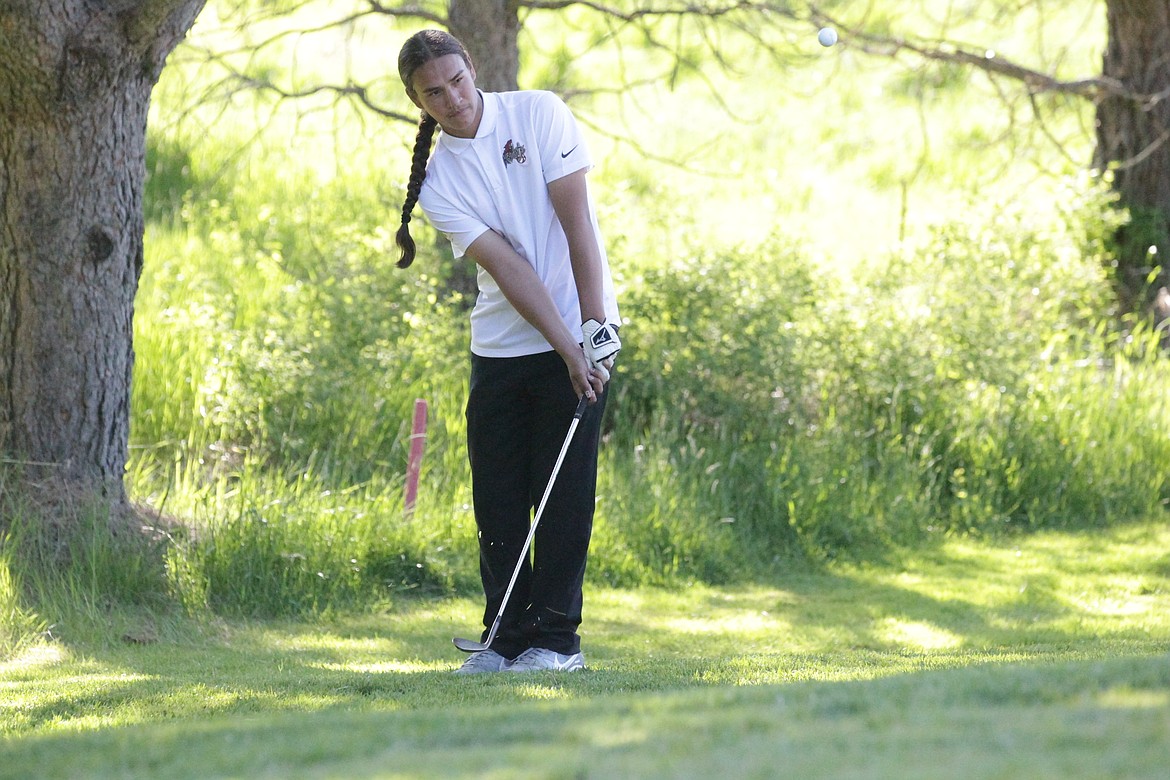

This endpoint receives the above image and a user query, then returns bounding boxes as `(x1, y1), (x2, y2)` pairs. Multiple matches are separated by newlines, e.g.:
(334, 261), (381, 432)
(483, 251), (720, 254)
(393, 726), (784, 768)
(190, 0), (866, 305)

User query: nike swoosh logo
(561, 145), (578, 159)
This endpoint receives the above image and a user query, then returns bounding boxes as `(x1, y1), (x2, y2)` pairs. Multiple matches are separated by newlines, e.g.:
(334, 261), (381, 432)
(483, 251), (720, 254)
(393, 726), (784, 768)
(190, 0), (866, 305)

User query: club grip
(574, 395), (588, 419)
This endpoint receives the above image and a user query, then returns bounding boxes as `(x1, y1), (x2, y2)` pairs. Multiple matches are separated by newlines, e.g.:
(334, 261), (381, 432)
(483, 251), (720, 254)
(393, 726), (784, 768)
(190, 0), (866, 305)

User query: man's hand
(582, 319), (621, 381)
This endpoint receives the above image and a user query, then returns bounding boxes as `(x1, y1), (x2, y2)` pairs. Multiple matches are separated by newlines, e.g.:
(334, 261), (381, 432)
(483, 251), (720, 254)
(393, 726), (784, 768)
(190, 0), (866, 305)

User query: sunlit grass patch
(2, 653), (1166, 779)
(879, 618), (963, 650)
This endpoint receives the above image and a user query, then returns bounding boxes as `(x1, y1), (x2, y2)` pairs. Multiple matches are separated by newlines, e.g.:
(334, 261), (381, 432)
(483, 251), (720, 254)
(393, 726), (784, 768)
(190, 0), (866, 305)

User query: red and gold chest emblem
(502, 139), (527, 167)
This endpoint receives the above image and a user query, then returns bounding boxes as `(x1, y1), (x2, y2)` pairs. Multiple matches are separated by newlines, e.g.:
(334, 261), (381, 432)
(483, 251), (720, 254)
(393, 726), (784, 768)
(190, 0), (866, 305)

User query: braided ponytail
(396, 112), (438, 268)
(395, 29), (474, 269)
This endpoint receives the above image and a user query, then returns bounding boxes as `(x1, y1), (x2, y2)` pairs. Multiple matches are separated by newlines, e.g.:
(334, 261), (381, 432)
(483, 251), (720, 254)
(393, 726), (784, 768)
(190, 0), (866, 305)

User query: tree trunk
(449, 0), (520, 93)
(439, 0), (521, 302)
(1094, 0), (1170, 307)
(0, 1), (205, 513)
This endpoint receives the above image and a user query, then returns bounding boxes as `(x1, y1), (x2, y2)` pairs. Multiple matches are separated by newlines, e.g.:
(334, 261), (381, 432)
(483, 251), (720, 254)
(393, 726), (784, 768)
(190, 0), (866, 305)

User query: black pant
(466, 350), (607, 658)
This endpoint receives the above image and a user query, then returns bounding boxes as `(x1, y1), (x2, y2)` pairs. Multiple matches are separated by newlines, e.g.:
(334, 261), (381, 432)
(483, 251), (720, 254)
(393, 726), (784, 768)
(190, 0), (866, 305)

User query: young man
(394, 30), (621, 673)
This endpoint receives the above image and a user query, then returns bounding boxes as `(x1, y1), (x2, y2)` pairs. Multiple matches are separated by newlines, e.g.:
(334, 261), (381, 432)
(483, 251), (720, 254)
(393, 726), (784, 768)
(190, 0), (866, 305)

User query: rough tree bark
(0, 0), (206, 514)
(449, 0), (520, 93)
(1094, 0), (1170, 305)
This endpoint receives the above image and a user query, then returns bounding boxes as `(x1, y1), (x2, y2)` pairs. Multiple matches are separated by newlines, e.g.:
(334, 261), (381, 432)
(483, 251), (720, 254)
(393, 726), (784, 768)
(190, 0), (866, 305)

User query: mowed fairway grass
(2, 521), (1169, 779)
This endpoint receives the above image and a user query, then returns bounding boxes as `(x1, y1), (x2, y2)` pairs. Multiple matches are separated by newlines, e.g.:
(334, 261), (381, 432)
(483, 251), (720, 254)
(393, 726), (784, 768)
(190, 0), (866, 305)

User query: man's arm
(547, 169), (606, 325)
(464, 228), (605, 402)
(549, 169), (620, 376)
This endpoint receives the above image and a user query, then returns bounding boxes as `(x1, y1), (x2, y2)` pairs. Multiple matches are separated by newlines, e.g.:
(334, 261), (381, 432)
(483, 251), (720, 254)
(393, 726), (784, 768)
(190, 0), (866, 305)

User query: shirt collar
(438, 91), (494, 154)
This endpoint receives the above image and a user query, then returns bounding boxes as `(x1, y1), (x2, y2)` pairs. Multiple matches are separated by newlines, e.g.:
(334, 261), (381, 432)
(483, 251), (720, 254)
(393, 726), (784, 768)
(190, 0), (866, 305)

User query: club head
(453, 636), (490, 653)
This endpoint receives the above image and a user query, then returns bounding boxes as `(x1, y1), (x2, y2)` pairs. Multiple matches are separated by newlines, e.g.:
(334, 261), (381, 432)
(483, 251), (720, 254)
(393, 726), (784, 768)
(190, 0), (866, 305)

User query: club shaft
(460, 396), (588, 652)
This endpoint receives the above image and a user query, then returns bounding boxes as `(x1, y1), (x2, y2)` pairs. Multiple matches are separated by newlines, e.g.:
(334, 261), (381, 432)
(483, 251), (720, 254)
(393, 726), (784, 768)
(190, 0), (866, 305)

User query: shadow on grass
(2, 650), (1168, 780)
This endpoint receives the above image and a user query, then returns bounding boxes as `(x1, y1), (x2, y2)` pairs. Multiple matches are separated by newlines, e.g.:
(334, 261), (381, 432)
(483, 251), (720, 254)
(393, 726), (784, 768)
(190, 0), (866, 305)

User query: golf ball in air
(818, 27), (838, 47)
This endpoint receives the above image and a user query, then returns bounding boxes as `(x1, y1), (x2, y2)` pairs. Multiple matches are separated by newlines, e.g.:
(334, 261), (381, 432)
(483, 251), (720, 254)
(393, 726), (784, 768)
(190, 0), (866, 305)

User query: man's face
(409, 53), (481, 139)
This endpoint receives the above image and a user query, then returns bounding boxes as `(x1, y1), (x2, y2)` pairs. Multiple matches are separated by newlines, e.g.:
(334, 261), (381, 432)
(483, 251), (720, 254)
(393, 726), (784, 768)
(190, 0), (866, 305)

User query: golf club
(453, 395), (589, 653)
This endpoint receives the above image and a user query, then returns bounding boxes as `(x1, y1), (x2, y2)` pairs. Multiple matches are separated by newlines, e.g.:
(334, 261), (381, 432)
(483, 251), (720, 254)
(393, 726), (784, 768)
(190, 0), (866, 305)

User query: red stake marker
(404, 398), (428, 516)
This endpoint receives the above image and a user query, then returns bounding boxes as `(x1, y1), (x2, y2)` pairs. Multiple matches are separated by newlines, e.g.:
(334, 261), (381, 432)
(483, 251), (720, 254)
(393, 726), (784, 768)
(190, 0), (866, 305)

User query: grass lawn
(2, 521), (1168, 778)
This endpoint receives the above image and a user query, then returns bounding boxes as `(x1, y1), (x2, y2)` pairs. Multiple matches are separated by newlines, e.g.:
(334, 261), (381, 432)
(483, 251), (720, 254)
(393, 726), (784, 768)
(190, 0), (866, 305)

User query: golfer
(395, 30), (621, 673)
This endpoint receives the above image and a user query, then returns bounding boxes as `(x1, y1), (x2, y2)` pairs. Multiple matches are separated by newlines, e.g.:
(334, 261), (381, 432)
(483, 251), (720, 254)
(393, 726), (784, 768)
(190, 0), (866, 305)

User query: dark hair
(395, 30), (473, 269)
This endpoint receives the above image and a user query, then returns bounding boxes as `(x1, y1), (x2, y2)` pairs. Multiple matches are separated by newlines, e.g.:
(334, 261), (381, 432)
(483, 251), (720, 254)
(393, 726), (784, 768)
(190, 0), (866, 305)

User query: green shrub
(605, 181), (1168, 567)
(614, 235), (828, 438)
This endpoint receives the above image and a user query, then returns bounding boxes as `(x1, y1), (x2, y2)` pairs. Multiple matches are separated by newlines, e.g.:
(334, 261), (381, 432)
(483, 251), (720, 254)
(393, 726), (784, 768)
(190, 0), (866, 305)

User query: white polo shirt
(417, 90), (621, 358)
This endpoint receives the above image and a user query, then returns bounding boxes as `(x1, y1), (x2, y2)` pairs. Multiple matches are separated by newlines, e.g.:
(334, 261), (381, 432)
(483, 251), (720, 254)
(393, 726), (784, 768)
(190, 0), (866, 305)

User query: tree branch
(257, 79), (418, 122)
(122, 0), (207, 45)
(803, 6), (1159, 107)
(364, 1), (446, 26)
(519, 0), (774, 21)
(202, 53), (417, 122)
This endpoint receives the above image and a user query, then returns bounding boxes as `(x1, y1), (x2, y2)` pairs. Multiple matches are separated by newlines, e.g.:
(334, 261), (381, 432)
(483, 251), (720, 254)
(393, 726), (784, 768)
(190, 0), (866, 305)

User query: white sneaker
(454, 649), (511, 675)
(507, 647), (585, 673)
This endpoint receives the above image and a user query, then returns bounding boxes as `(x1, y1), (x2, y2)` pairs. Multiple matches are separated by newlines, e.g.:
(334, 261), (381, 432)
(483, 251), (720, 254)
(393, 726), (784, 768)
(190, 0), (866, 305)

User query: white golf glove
(581, 318), (621, 382)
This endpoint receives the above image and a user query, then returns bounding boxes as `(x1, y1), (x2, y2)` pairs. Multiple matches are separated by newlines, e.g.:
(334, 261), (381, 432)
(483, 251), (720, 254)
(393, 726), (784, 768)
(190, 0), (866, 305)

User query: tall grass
(164, 471), (475, 617)
(0, 475), (174, 650)
(0, 557), (47, 657)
